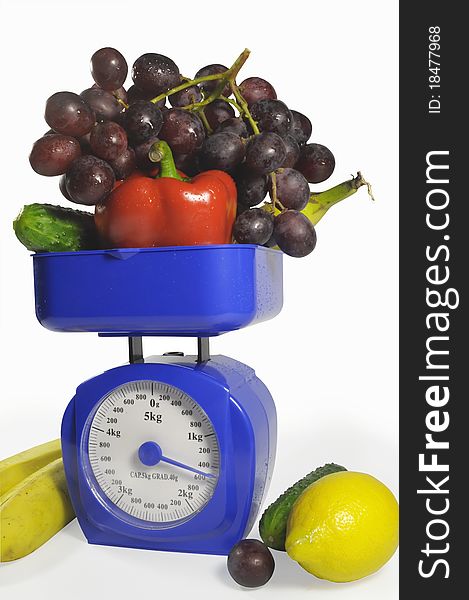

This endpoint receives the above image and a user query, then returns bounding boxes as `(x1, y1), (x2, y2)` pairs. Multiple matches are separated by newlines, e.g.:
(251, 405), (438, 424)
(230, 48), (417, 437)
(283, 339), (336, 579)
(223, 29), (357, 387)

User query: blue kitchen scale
(32, 244), (283, 555)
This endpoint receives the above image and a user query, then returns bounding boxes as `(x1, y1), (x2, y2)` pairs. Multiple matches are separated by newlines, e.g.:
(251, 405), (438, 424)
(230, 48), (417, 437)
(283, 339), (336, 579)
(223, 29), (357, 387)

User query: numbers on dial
(85, 380), (220, 527)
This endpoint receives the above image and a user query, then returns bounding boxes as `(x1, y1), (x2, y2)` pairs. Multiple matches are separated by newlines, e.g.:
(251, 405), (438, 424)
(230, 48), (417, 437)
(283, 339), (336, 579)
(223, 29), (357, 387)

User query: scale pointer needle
(159, 455), (216, 479)
(137, 441), (215, 478)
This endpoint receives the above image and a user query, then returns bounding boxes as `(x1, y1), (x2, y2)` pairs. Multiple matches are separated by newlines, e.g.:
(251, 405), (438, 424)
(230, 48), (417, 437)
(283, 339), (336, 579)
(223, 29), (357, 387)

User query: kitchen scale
(32, 244), (283, 555)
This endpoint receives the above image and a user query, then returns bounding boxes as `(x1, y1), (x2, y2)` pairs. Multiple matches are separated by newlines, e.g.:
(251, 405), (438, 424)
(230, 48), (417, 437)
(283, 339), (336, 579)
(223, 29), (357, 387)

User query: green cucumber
(259, 463), (347, 551)
(13, 203), (100, 252)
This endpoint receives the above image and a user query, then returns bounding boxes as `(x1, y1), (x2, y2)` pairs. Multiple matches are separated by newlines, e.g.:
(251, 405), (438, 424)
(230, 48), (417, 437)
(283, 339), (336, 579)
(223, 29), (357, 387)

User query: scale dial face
(84, 380), (220, 528)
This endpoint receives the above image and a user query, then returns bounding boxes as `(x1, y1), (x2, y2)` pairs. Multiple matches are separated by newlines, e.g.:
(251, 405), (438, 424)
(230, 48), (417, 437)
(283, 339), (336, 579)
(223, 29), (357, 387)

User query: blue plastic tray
(32, 245), (283, 336)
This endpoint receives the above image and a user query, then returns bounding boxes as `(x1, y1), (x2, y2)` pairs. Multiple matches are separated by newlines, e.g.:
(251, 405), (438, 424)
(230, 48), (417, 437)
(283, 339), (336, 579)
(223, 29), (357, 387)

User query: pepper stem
(149, 140), (183, 180)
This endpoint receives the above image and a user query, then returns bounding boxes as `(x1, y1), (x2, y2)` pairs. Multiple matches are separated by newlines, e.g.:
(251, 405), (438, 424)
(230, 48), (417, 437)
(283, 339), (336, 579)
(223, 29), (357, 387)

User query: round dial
(84, 380), (220, 528)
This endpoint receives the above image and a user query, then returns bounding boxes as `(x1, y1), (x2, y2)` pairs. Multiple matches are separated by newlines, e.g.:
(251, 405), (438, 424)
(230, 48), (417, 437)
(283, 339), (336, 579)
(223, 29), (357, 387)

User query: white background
(0, 0), (398, 598)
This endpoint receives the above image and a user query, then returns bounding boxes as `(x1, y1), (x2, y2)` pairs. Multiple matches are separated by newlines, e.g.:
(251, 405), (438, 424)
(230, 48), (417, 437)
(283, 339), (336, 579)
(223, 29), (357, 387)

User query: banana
(273, 172), (374, 226)
(0, 439), (62, 496)
(304, 172), (374, 226)
(1, 457), (75, 562)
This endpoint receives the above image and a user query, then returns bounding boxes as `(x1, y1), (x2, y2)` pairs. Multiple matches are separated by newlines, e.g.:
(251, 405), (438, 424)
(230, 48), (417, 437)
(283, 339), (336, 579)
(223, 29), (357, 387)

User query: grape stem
(149, 49), (260, 136)
(219, 95), (244, 113)
(198, 107), (213, 134)
(115, 97), (129, 110)
(268, 172), (286, 213)
(229, 80), (259, 135)
(112, 90), (129, 109)
(151, 49), (251, 106)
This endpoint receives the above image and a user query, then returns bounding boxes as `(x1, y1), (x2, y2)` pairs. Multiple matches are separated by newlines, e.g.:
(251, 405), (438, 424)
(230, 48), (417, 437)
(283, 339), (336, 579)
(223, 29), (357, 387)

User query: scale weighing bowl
(32, 244), (283, 336)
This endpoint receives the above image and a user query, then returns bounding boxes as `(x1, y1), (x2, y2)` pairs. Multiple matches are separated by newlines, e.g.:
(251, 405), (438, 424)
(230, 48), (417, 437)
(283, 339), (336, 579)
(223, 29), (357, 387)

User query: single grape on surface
(199, 132), (245, 172)
(132, 53), (180, 96)
(227, 539), (275, 588)
(239, 77), (277, 106)
(250, 99), (292, 137)
(233, 208), (274, 245)
(91, 47), (128, 91)
(159, 108), (205, 154)
(65, 155), (115, 205)
(269, 168), (310, 211)
(123, 100), (163, 145)
(295, 143), (335, 183)
(29, 134), (81, 176)
(45, 92), (95, 137)
(245, 132), (286, 175)
(90, 121), (128, 161)
(274, 210), (317, 257)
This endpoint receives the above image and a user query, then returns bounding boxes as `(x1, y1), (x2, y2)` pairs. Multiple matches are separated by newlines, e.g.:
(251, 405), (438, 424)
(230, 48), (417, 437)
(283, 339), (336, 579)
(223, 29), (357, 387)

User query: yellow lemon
(285, 471), (399, 583)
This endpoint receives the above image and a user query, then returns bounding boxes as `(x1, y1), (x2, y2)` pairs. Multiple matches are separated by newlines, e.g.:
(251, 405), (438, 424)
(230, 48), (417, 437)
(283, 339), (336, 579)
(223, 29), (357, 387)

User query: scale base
(62, 353), (277, 555)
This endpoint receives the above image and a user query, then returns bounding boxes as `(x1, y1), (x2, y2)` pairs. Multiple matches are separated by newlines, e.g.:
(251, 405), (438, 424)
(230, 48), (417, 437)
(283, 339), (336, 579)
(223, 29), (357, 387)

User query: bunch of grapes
(29, 48), (337, 258)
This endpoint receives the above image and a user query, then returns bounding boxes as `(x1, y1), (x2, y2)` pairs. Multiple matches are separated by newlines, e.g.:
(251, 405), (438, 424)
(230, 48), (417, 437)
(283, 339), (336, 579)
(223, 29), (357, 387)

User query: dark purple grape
(245, 133), (286, 175)
(195, 64), (230, 96)
(90, 121), (128, 161)
(81, 88), (122, 122)
(169, 82), (202, 107)
(263, 233), (277, 248)
(233, 208), (274, 245)
(109, 147), (136, 179)
(274, 210), (317, 257)
(78, 132), (92, 155)
(132, 134), (160, 171)
(235, 169), (268, 207)
(123, 100), (163, 145)
(65, 155), (115, 205)
(290, 110), (312, 145)
(29, 134), (81, 176)
(281, 134), (300, 168)
(227, 539), (275, 588)
(127, 85), (165, 108)
(159, 108), (205, 154)
(239, 77), (277, 106)
(216, 117), (249, 138)
(91, 48), (128, 91)
(59, 174), (72, 201)
(295, 143), (335, 183)
(199, 132), (245, 172)
(174, 151), (202, 177)
(45, 92), (95, 137)
(204, 100), (234, 130)
(269, 168), (310, 210)
(251, 99), (292, 137)
(132, 53), (180, 96)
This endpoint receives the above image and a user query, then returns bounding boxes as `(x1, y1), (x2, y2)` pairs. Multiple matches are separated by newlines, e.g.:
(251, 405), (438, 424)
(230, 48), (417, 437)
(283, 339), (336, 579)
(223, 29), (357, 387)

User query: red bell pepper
(95, 141), (237, 248)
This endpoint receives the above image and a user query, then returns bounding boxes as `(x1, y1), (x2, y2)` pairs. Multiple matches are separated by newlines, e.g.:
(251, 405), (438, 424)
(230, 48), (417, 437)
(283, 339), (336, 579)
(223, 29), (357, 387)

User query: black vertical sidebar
(400, 2), (465, 596)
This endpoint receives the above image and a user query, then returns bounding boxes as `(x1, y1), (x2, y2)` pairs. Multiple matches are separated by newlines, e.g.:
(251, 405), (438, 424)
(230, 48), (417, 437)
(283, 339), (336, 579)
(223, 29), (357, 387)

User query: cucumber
(259, 463), (347, 551)
(13, 203), (100, 252)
